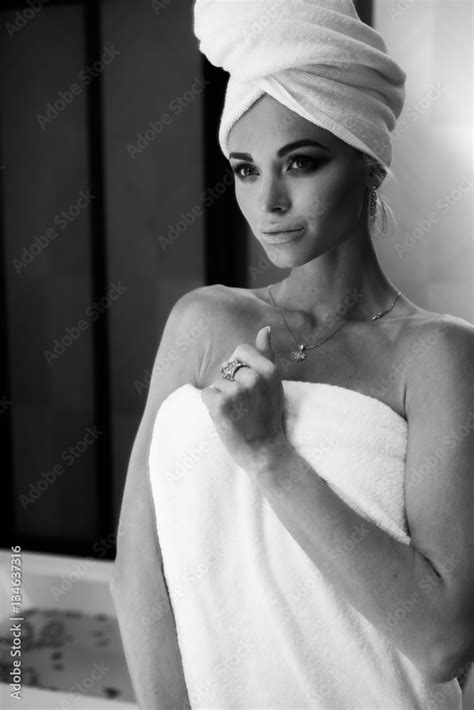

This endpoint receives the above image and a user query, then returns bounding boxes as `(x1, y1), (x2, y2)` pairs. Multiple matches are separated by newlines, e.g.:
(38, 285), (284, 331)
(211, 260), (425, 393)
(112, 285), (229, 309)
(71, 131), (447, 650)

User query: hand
(200, 325), (290, 475)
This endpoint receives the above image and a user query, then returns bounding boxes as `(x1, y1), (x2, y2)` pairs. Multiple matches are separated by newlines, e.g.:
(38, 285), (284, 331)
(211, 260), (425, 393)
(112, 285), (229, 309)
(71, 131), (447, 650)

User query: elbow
(109, 562), (133, 630)
(414, 590), (474, 684)
(109, 560), (126, 601)
(110, 536), (132, 593)
(419, 632), (474, 684)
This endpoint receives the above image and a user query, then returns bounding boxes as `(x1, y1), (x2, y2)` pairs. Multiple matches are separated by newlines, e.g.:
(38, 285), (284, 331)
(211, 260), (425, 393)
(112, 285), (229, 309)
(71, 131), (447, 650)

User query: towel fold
(149, 380), (461, 709)
(193, 0), (407, 169)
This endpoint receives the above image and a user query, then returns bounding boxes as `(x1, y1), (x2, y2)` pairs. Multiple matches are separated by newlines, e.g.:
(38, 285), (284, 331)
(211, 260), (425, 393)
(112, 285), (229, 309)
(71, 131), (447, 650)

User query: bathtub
(0, 548), (138, 710)
(1, 549), (472, 709)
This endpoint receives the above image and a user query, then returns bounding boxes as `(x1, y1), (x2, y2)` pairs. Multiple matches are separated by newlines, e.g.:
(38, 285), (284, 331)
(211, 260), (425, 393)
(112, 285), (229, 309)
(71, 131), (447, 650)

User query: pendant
(291, 345), (307, 361)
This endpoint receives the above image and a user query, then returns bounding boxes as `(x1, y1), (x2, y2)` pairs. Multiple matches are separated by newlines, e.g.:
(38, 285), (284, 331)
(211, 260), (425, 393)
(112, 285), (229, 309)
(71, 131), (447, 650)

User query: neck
(273, 230), (400, 327)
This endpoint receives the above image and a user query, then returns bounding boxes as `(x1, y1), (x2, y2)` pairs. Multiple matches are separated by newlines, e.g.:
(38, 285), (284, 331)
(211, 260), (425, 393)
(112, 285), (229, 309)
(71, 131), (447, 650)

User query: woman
(112, 1), (474, 708)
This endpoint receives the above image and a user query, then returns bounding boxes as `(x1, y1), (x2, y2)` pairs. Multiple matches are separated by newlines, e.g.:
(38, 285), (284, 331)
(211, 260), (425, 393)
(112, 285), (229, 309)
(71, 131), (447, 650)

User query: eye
(290, 155), (315, 170)
(231, 163), (256, 180)
(231, 154), (317, 181)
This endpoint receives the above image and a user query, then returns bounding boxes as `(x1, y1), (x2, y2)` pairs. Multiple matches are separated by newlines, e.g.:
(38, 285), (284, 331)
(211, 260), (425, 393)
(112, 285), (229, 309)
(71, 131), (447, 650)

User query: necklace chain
(267, 284), (402, 362)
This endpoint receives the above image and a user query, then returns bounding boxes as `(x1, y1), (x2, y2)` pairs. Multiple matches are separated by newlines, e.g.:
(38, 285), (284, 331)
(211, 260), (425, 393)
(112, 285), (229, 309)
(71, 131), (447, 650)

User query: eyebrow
(228, 139), (330, 161)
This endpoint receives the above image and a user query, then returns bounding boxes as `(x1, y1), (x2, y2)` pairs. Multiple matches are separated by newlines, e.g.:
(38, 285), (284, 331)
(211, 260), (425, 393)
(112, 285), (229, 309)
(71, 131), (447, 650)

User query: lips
(261, 227), (303, 234)
(261, 227), (304, 244)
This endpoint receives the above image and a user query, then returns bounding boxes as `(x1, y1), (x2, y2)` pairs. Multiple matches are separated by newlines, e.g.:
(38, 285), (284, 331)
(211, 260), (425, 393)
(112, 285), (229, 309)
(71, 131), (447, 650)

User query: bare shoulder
(169, 284), (241, 386)
(180, 283), (250, 321)
(400, 308), (474, 355)
(178, 282), (235, 307)
(181, 284), (267, 387)
(166, 283), (233, 335)
(170, 283), (221, 317)
(401, 309), (474, 416)
(174, 283), (238, 328)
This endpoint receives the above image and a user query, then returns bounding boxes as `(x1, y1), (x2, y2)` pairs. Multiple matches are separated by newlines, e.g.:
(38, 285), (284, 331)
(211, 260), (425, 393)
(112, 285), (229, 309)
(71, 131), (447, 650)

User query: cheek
(234, 187), (253, 221)
(300, 175), (363, 226)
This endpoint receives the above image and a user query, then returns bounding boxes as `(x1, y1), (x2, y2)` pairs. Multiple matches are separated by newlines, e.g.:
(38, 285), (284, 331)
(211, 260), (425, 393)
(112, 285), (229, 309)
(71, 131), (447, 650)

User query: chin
(261, 237), (328, 268)
(260, 245), (313, 269)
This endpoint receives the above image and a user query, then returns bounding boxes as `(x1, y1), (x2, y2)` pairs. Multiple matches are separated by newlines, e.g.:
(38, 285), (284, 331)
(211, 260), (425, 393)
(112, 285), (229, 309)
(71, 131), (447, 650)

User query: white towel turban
(193, 0), (407, 171)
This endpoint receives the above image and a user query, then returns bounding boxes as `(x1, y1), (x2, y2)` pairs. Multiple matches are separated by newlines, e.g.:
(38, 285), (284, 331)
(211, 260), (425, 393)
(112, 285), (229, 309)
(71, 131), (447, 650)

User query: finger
(255, 325), (275, 363)
(228, 342), (277, 378)
(225, 364), (259, 388)
(211, 378), (240, 393)
(200, 377), (238, 402)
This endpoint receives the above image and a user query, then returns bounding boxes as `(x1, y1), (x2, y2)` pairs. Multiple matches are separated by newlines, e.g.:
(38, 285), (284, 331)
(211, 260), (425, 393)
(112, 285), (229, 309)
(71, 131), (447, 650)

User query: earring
(369, 185), (377, 222)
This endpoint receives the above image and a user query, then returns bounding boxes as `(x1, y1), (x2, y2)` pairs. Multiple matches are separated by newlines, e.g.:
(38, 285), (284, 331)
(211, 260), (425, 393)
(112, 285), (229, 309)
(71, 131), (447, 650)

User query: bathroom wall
(1, 5), (98, 543)
(373, 0), (473, 323)
(1, 0), (205, 550)
(100, 0), (205, 523)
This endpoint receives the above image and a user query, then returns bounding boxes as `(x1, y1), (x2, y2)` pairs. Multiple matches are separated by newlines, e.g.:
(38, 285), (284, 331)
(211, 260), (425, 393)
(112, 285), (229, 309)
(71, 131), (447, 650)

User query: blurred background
(0, 0), (472, 707)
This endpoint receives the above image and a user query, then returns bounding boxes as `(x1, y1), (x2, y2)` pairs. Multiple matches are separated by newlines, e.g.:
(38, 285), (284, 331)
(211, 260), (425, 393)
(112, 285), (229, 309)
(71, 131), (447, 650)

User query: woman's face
(227, 94), (372, 268)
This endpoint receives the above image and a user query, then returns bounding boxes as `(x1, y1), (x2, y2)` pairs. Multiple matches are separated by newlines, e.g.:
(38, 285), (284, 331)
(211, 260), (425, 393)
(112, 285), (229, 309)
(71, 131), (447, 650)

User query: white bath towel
(149, 380), (462, 709)
(193, 0), (407, 170)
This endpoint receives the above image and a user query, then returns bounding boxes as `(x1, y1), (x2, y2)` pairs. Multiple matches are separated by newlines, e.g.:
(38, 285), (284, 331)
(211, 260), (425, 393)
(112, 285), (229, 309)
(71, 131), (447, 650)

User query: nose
(257, 174), (290, 214)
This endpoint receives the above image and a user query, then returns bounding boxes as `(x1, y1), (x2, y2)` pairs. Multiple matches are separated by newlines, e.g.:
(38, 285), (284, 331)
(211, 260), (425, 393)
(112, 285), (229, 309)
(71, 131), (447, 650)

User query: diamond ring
(220, 359), (250, 381)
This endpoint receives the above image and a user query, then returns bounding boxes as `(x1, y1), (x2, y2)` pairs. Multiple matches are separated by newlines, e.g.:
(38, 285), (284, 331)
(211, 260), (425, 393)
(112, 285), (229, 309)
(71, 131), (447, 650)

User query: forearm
(248, 441), (459, 679)
(111, 565), (191, 710)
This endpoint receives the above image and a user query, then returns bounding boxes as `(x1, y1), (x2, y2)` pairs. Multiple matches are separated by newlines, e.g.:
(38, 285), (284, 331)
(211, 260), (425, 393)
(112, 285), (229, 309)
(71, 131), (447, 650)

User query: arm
(110, 288), (213, 710)
(245, 318), (474, 683)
